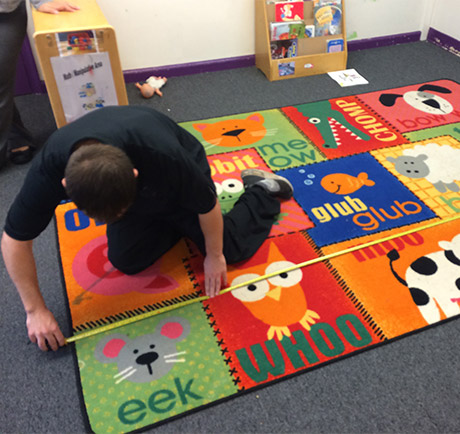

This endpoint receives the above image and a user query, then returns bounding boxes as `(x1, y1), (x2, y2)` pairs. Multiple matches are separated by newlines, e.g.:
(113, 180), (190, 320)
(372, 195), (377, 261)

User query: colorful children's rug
(55, 79), (460, 433)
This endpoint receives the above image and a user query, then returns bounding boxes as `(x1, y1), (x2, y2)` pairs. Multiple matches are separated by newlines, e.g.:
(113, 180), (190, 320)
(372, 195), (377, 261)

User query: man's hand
(26, 307), (66, 351)
(198, 201), (227, 298)
(2, 233), (66, 351)
(37, 1), (80, 14)
(203, 253), (228, 298)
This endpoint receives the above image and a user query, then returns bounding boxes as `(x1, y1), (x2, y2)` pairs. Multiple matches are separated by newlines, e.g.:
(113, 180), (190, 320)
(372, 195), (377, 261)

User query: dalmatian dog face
(94, 316), (190, 383)
(379, 84), (453, 115)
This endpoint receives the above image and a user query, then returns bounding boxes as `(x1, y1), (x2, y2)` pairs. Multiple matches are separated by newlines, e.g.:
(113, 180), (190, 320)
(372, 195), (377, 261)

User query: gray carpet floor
(1, 41), (460, 433)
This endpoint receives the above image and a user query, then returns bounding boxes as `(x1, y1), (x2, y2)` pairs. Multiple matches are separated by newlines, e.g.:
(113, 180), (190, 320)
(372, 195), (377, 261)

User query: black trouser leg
(0, 3), (27, 168)
(170, 186), (281, 264)
(221, 186), (280, 263)
(106, 215), (182, 275)
(106, 187), (280, 274)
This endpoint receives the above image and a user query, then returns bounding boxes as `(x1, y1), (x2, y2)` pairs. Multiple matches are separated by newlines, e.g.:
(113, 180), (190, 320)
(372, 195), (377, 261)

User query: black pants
(107, 187), (280, 274)
(0, 2), (28, 168)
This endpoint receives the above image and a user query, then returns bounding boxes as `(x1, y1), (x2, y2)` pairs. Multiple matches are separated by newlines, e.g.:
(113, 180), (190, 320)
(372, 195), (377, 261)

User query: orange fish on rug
(321, 172), (375, 195)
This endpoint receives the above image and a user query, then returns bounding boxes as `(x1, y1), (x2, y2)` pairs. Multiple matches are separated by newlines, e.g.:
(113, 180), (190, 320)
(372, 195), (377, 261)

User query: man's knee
(107, 249), (150, 275)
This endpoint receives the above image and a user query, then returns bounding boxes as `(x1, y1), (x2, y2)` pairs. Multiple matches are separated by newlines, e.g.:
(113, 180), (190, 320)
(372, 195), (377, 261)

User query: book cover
(275, 1), (304, 21)
(271, 39), (298, 59)
(304, 24), (315, 38)
(326, 38), (344, 52)
(286, 38), (298, 57)
(290, 22), (306, 39)
(314, 0), (342, 36)
(270, 22), (291, 40)
(270, 21), (305, 40)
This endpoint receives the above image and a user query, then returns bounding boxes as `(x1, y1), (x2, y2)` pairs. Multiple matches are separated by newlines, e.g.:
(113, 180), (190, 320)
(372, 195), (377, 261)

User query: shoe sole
(241, 168), (294, 198)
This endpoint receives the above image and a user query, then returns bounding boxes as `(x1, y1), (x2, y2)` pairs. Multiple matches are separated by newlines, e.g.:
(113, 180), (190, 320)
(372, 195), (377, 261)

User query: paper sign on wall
(50, 52), (118, 123)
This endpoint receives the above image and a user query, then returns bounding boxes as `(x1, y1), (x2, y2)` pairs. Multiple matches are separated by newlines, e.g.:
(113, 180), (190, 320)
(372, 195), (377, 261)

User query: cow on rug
(387, 232), (460, 324)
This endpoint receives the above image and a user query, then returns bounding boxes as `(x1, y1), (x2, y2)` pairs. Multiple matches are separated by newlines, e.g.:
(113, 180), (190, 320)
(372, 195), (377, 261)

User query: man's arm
(1, 232), (65, 351)
(198, 201), (228, 298)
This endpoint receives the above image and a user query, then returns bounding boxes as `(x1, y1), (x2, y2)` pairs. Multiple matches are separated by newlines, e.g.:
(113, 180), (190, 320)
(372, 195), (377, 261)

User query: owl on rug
(229, 242), (319, 341)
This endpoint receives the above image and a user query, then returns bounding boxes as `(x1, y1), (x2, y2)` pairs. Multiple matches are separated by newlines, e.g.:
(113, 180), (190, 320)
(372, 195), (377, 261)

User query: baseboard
(347, 31), (421, 52)
(427, 27), (460, 57)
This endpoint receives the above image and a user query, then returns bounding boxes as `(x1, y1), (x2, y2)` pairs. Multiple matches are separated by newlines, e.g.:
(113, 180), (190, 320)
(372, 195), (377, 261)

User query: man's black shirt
(5, 106), (216, 241)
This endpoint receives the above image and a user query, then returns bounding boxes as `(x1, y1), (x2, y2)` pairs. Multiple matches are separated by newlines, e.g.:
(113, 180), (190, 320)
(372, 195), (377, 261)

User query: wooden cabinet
(32, 0), (128, 127)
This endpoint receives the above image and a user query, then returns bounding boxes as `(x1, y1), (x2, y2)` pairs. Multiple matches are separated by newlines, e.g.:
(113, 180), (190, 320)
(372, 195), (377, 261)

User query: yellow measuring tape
(66, 214), (460, 344)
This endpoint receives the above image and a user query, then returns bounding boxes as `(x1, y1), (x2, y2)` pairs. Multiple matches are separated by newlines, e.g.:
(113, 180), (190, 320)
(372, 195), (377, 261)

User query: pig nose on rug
(136, 352), (159, 375)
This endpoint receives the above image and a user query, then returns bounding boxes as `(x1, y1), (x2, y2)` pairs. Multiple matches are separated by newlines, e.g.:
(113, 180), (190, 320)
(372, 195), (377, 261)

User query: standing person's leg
(0, 3), (31, 169)
(9, 100), (36, 164)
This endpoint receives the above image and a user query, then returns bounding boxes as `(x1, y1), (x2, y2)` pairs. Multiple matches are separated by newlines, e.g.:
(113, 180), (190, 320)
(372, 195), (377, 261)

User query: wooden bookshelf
(255, 0), (348, 81)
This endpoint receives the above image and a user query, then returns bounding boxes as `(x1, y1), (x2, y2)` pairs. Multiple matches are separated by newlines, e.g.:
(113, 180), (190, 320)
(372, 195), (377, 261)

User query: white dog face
(379, 84), (453, 115)
(402, 90), (453, 115)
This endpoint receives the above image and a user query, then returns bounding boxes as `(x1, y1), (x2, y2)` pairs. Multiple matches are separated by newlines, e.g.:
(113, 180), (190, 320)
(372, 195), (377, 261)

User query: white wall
(28, 0), (456, 73)
(345, 0), (428, 41)
(96, 0), (255, 71)
(430, 0), (460, 40)
(98, 0), (432, 70)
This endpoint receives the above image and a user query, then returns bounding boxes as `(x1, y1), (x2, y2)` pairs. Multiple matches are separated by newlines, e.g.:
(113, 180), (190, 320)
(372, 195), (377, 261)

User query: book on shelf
(270, 21), (305, 40)
(271, 39), (298, 59)
(304, 24), (315, 38)
(326, 38), (344, 52)
(267, 0), (310, 3)
(275, 1), (304, 21)
(313, 0), (342, 36)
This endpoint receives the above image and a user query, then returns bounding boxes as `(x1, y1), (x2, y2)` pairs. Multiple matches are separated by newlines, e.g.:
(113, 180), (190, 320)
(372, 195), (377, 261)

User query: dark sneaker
(241, 168), (294, 199)
(8, 143), (35, 165)
(7, 124), (36, 165)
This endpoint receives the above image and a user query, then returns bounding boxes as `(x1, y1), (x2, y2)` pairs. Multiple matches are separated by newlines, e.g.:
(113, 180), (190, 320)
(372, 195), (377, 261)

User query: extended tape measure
(66, 214), (460, 344)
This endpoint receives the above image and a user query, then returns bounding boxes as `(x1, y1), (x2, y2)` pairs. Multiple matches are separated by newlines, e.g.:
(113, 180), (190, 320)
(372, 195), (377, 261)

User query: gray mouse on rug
(94, 316), (190, 383)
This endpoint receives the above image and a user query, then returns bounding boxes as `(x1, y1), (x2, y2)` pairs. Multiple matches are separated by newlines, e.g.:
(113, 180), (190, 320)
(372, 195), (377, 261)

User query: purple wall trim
(14, 36), (45, 96)
(14, 55), (31, 96)
(22, 37), (45, 93)
(427, 27), (460, 57)
(123, 55), (256, 83)
(347, 31), (421, 52)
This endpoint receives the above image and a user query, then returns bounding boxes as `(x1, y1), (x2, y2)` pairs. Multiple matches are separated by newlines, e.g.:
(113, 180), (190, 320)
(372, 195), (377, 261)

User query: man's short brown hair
(64, 143), (136, 223)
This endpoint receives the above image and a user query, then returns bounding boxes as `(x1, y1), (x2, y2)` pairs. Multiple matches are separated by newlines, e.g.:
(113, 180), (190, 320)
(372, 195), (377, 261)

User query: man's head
(63, 143), (137, 223)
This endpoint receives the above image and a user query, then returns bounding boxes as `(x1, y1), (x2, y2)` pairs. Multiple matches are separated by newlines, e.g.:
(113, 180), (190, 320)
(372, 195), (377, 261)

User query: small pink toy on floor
(135, 76), (168, 98)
